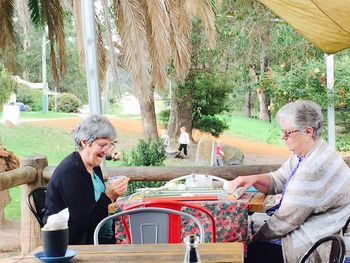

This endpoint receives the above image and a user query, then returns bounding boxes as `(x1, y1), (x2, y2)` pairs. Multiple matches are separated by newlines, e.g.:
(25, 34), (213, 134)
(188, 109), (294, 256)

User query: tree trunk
(138, 86), (159, 139)
(257, 88), (270, 121)
(0, 146), (19, 228)
(257, 33), (271, 122)
(244, 90), (251, 117)
(168, 82), (193, 141)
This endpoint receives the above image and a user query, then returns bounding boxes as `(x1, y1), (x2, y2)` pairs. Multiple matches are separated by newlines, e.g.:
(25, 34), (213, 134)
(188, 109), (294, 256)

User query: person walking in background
(160, 129), (170, 147)
(215, 140), (224, 166)
(178, 126), (190, 157)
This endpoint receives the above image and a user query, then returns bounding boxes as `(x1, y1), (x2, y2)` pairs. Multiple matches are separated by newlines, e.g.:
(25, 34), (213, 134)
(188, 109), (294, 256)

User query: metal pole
(42, 29), (48, 113)
(81, 0), (101, 115)
(326, 54), (335, 150)
(210, 141), (215, 166)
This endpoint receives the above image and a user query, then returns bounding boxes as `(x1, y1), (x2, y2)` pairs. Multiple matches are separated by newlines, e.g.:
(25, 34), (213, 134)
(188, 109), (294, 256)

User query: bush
(335, 135), (350, 152)
(121, 138), (166, 166)
(121, 138), (167, 195)
(16, 84), (42, 111)
(0, 68), (14, 108)
(49, 92), (81, 113)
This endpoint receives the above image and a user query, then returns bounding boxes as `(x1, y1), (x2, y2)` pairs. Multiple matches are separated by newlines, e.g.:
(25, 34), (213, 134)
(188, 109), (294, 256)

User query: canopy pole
(81, 0), (101, 115)
(325, 54), (335, 150)
(42, 28), (48, 114)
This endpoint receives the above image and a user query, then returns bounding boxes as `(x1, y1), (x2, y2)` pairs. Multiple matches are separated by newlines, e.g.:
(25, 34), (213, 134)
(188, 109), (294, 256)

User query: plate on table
(34, 249), (76, 262)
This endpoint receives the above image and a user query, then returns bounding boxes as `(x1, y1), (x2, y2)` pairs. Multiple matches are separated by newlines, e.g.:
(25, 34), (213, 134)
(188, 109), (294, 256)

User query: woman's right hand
(105, 177), (129, 201)
(228, 175), (258, 195)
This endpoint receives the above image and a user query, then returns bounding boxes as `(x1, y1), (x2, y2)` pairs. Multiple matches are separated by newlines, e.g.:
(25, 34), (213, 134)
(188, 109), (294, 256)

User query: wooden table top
(14, 243), (244, 263)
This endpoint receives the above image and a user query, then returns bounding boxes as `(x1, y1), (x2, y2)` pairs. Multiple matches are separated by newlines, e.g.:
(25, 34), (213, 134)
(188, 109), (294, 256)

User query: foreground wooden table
(15, 243), (243, 263)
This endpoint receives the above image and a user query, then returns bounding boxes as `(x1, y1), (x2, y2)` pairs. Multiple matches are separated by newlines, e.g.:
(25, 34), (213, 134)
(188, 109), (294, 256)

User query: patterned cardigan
(258, 139), (350, 263)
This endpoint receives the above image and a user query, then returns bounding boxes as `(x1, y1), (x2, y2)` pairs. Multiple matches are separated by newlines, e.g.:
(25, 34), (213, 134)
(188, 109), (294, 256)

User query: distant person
(215, 140), (224, 166)
(44, 115), (129, 245)
(228, 100), (350, 262)
(178, 126), (190, 157)
(160, 129), (170, 147)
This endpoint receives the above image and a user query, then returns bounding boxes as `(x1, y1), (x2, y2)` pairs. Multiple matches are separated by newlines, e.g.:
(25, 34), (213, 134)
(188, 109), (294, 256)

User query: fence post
(20, 156), (48, 255)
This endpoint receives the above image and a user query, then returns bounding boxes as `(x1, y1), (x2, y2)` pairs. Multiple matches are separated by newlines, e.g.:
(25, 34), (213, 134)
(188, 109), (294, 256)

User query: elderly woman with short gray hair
(229, 100), (350, 263)
(44, 115), (129, 245)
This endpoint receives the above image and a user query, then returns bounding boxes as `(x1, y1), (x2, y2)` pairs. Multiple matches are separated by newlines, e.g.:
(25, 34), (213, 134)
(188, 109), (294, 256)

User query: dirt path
(22, 116), (290, 164)
(1, 117), (290, 259)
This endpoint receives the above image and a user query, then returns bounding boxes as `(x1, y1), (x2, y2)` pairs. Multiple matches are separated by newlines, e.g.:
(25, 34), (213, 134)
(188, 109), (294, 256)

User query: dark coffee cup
(41, 228), (69, 257)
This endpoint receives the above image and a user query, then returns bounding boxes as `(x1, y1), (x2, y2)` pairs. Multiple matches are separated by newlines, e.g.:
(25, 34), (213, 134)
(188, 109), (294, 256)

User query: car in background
(15, 102), (26, 111)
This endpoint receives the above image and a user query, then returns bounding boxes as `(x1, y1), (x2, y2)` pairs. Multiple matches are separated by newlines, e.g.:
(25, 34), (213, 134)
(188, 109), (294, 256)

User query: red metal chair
(123, 200), (216, 243)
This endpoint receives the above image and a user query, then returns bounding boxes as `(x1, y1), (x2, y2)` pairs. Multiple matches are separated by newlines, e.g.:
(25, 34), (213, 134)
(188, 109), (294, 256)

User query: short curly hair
(276, 100), (323, 139)
(74, 115), (117, 151)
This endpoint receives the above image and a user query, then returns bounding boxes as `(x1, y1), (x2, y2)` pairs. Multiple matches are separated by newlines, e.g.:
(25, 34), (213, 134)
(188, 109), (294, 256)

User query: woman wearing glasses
(44, 115), (129, 245)
(228, 100), (350, 262)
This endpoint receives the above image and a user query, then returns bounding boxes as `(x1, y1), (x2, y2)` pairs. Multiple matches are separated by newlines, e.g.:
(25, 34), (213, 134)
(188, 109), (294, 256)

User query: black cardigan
(43, 152), (112, 244)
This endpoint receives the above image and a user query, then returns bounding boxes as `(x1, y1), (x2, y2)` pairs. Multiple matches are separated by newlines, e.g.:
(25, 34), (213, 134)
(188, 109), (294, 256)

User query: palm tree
(111, 0), (216, 138)
(0, 0), (216, 138)
(0, 0), (65, 83)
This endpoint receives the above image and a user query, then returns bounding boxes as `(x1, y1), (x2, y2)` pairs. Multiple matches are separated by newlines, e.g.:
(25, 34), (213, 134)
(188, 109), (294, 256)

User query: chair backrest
(26, 187), (47, 228)
(124, 200), (216, 243)
(163, 173), (228, 188)
(93, 207), (205, 245)
(342, 215), (350, 235)
(299, 235), (346, 263)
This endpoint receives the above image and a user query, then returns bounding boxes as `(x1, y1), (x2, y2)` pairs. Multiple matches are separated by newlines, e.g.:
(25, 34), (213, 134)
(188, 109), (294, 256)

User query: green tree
(0, 67), (14, 107)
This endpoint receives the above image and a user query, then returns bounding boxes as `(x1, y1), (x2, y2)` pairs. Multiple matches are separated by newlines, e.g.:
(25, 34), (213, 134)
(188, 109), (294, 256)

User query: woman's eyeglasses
(94, 141), (115, 152)
(281, 129), (300, 139)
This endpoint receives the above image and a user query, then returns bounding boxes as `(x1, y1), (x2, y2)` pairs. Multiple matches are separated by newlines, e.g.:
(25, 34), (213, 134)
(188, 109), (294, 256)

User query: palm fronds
(27, 0), (66, 83)
(185, 0), (216, 49)
(0, 0), (16, 72)
(144, 0), (171, 90)
(166, 0), (191, 81)
(114, 0), (152, 100)
(71, 0), (85, 67)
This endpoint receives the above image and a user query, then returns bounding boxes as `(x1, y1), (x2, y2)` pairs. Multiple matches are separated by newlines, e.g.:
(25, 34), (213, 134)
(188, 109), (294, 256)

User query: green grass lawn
(222, 113), (283, 145)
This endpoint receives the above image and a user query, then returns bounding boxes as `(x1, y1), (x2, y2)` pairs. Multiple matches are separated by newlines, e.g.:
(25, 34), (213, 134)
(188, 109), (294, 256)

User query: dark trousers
(245, 241), (283, 263)
(178, 144), (188, 156)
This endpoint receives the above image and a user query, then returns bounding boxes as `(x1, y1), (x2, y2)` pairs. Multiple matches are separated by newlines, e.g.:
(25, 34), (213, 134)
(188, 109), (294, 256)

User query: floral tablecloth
(112, 199), (249, 244)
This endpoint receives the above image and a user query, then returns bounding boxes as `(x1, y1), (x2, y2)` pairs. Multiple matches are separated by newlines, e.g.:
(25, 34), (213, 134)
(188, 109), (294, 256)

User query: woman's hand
(228, 175), (259, 194)
(105, 177), (129, 201)
(228, 174), (271, 194)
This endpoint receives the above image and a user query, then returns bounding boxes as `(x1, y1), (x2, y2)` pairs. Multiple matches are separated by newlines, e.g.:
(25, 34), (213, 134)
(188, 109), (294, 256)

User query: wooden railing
(1, 156), (349, 255)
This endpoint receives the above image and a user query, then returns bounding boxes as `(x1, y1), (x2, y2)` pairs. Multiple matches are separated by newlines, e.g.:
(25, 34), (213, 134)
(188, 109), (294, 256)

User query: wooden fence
(0, 156), (349, 255)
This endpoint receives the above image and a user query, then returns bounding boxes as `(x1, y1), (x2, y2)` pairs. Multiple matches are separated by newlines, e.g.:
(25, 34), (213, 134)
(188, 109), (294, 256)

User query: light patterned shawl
(260, 139), (350, 263)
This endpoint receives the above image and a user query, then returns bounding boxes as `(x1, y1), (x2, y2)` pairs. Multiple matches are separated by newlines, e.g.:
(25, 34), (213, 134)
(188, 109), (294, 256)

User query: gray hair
(276, 100), (323, 139)
(74, 115), (117, 151)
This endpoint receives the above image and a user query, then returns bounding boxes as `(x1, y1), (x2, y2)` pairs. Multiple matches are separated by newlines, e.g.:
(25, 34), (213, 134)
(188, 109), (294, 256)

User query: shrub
(335, 136), (350, 152)
(121, 138), (167, 195)
(49, 92), (81, 113)
(121, 138), (166, 166)
(16, 84), (42, 111)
